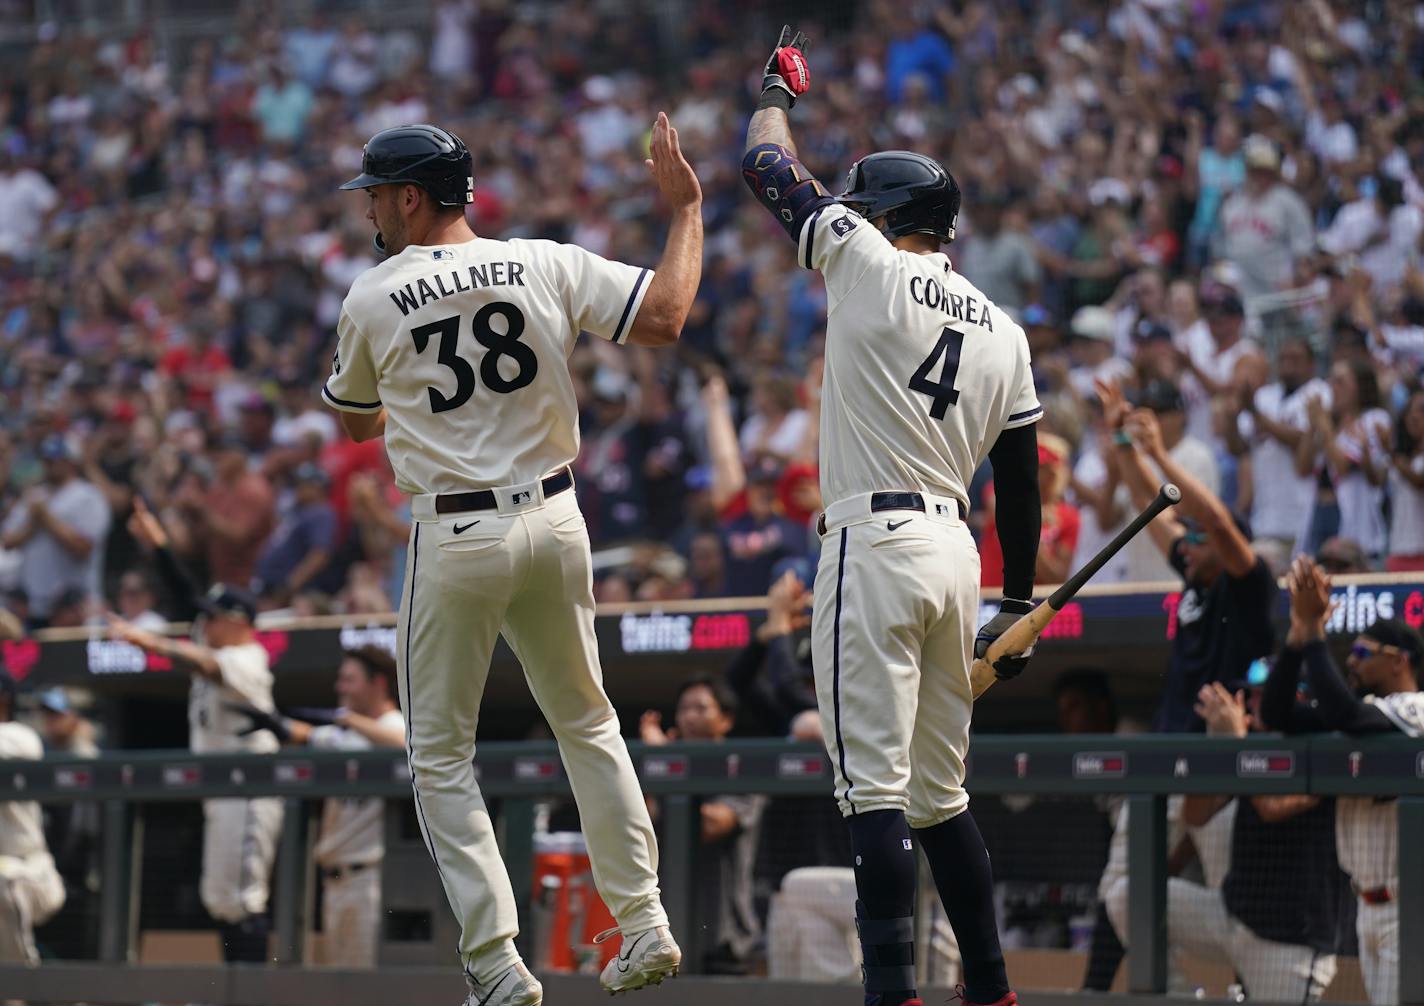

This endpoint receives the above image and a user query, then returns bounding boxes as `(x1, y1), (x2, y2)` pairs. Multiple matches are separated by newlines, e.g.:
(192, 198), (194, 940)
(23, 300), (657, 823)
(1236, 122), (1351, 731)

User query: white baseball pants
(1357, 898), (1398, 1005)
(767, 867), (861, 982)
(811, 496), (979, 827)
(0, 853), (64, 965)
(1105, 876), (1336, 1001)
(318, 866), (382, 968)
(398, 485), (666, 985)
(200, 797), (284, 923)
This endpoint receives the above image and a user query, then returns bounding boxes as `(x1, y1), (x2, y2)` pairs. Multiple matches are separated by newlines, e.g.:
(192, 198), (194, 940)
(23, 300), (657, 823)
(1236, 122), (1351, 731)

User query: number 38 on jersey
(410, 302), (538, 413)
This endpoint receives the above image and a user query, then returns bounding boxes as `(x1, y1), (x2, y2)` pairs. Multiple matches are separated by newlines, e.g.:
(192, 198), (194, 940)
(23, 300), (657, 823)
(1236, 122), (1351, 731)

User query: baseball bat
(970, 483), (1182, 699)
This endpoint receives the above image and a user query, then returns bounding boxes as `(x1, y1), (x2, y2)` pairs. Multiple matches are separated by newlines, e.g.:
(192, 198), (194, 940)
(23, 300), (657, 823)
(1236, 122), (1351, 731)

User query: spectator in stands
(1228, 338), (1329, 563)
(1185, 110), (1244, 266)
(1066, 307), (1133, 401)
(181, 434), (274, 590)
(981, 433), (1079, 587)
(685, 530), (728, 600)
(112, 570), (167, 630)
(1303, 358), (1390, 561)
(0, 436), (110, 628)
(0, 669), (66, 973)
(1178, 286), (1263, 425)
(641, 676), (764, 975)
(724, 569), (815, 737)
(1387, 389), (1424, 572)
(721, 459), (808, 598)
(1213, 135), (1316, 300)
(254, 462), (340, 606)
(958, 193), (1042, 320)
(0, 151), (59, 259)
(35, 687), (100, 961)
(1264, 557), (1423, 1005)
(1100, 379), (1275, 732)
(739, 375), (810, 467)
(1317, 537), (1369, 576)
(230, 645), (404, 968)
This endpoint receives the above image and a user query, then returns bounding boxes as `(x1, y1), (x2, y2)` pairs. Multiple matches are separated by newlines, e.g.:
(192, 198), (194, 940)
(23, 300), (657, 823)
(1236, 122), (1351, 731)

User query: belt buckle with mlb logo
(511, 490), (532, 505)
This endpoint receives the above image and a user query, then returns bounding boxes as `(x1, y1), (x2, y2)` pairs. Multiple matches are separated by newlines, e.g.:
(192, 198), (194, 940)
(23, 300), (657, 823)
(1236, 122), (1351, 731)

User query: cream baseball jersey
(310, 709), (406, 867)
(322, 238), (653, 494)
(189, 642), (279, 755)
(0, 722), (47, 858)
(797, 203), (1040, 508)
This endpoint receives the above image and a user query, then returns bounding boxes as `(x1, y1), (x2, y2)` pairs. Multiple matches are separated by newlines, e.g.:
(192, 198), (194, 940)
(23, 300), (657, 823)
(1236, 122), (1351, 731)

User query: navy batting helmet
(339, 124), (474, 209)
(836, 151), (960, 244)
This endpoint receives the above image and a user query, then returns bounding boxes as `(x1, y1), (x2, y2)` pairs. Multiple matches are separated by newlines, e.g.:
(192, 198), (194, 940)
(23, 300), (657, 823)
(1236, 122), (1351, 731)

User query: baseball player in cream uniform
(0, 670), (66, 980)
(324, 118), (702, 1006)
(743, 29), (1039, 1006)
(1265, 568), (1424, 1006)
(231, 644), (406, 968)
(109, 569), (285, 963)
(1336, 663), (1424, 1005)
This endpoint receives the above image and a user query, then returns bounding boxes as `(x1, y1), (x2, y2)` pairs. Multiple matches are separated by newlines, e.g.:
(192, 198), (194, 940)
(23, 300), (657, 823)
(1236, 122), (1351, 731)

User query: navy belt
(435, 468), (573, 515)
(869, 492), (965, 520)
(817, 492), (967, 536)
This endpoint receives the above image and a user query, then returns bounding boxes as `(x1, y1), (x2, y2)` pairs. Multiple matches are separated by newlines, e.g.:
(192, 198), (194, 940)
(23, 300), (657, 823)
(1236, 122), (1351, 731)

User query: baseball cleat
(949, 987), (1016, 1006)
(594, 925), (682, 994)
(463, 961), (543, 1006)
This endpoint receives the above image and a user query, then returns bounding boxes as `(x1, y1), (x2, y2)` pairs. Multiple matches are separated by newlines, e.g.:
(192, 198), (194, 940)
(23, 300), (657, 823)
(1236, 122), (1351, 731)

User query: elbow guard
(742, 143), (834, 241)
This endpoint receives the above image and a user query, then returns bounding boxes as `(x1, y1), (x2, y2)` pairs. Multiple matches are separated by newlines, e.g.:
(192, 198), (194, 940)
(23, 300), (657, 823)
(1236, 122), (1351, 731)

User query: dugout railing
(0, 735), (1421, 1005)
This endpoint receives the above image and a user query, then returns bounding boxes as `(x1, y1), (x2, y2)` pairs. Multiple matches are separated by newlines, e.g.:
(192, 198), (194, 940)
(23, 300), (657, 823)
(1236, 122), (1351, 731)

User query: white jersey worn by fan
(0, 721), (65, 966)
(798, 201), (1040, 826)
(309, 709), (406, 968)
(191, 642), (285, 925)
(323, 236), (670, 986)
(1337, 692), (1424, 1005)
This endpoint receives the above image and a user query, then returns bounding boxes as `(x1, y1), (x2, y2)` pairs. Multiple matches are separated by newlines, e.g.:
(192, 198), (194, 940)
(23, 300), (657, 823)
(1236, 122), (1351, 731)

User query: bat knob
(1161, 483), (1182, 505)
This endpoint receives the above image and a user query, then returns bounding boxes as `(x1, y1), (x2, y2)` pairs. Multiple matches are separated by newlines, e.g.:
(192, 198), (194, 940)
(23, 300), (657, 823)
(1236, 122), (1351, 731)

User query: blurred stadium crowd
(0, 0), (1422, 625)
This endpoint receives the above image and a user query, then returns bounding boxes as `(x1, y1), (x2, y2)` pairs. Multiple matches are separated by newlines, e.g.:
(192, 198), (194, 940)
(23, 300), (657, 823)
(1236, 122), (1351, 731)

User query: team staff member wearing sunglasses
(1098, 378), (1279, 733)
(1260, 556), (1424, 1005)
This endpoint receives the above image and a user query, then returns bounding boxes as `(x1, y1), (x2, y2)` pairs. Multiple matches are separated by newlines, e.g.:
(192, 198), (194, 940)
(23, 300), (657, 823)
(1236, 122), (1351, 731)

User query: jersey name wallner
(909, 275), (994, 331)
(389, 261), (527, 317)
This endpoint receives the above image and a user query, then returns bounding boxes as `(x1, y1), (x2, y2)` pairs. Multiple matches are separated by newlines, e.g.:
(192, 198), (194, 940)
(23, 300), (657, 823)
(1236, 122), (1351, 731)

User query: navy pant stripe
(832, 526), (855, 813)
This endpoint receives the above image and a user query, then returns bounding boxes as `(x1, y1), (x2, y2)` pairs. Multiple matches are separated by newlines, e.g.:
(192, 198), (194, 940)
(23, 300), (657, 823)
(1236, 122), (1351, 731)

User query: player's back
(802, 202), (1040, 509)
(325, 236), (649, 495)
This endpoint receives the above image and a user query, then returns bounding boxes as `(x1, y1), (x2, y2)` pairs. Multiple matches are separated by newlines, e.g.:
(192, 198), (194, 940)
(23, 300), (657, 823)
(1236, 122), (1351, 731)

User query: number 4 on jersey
(909, 326), (966, 420)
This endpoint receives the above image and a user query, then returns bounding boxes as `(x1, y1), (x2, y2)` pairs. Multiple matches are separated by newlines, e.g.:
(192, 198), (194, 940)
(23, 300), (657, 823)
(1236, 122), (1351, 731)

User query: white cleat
(595, 926), (682, 995)
(463, 961), (543, 1006)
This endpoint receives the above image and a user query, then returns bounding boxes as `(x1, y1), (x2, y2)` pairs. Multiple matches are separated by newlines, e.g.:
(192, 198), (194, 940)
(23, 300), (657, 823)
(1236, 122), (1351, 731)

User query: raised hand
(644, 111), (701, 211)
(1287, 555), (1334, 635)
(127, 496), (170, 550)
(1126, 407), (1167, 460)
(1194, 682), (1249, 738)
(762, 25), (811, 107)
(1094, 377), (1131, 432)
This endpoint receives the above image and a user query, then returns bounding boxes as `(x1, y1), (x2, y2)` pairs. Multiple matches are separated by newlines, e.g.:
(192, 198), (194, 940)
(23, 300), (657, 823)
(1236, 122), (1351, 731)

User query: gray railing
(1, 735), (1421, 1005)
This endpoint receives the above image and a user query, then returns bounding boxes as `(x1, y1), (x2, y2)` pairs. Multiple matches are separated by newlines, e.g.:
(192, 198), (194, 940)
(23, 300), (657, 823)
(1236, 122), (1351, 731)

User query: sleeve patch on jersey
(831, 215), (857, 237)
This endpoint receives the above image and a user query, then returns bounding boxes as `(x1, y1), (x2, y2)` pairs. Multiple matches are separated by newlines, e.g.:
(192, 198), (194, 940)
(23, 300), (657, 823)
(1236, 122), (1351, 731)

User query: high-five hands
(644, 111), (701, 210)
(762, 25), (811, 107)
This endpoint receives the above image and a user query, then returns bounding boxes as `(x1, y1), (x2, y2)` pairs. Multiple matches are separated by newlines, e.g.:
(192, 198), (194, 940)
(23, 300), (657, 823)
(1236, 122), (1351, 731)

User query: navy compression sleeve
(742, 143), (835, 241)
(988, 423), (1041, 600)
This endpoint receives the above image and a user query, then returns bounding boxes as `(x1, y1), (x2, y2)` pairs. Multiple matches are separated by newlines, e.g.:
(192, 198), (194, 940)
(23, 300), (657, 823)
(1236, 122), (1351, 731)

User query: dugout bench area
(1, 734), (1422, 1005)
